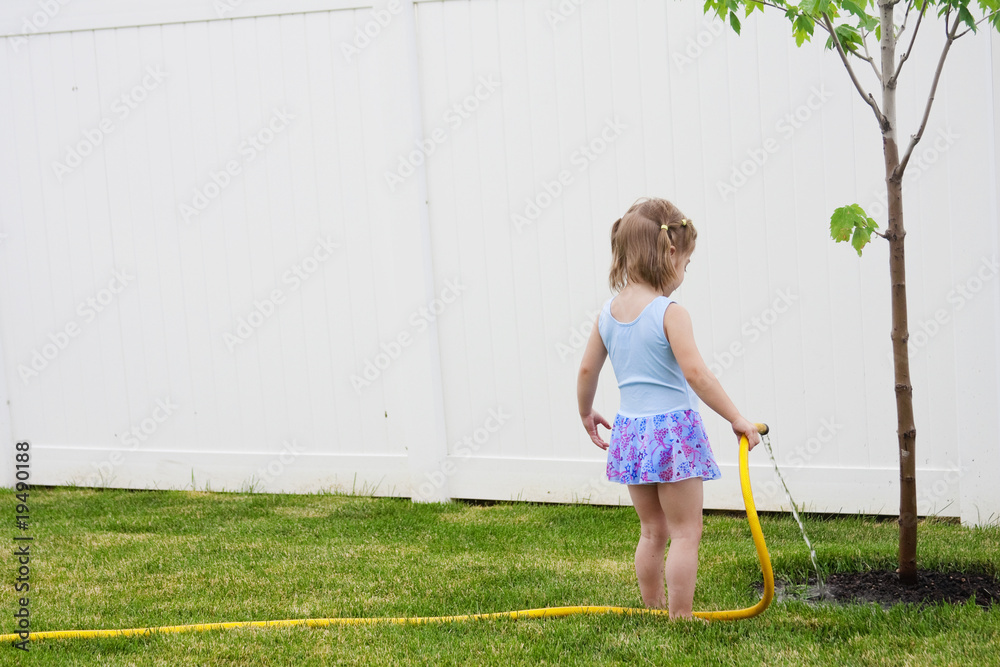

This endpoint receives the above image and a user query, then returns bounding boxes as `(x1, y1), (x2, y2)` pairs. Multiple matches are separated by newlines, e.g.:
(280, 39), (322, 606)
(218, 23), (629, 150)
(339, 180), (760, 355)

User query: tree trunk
(879, 0), (918, 585)
(884, 145), (918, 584)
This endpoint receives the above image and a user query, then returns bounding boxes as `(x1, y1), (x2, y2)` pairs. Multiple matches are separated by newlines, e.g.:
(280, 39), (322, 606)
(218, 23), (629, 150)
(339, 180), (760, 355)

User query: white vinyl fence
(1, 0), (998, 526)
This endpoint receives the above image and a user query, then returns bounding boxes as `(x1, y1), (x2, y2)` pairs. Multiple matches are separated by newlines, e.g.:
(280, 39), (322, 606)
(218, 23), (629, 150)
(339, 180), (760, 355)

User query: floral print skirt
(606, 409), (721, 484)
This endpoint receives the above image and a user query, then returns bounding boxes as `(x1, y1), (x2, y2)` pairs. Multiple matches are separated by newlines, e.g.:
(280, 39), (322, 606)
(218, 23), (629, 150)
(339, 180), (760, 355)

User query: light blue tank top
(598, 295), (700, 418)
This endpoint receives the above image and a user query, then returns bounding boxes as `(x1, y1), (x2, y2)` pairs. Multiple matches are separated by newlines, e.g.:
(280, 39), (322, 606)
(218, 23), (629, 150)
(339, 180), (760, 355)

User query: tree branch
(895, 10), (960, 177)
(755, 0), (792, 12)
(822, 13), (887, 130)
(892, 0), (925, 85)
(897, 0), (914, 37)
(859, 33), (884, 84)
(955, 9), (1000, 38)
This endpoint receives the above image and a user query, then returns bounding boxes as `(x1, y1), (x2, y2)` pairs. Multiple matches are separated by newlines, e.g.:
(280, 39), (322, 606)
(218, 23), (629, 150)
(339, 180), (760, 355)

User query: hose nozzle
(754, 423), (769, 435)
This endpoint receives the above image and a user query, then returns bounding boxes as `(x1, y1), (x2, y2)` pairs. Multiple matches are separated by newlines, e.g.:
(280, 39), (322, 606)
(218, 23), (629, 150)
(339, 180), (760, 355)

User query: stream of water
(760, 433), (830, 599)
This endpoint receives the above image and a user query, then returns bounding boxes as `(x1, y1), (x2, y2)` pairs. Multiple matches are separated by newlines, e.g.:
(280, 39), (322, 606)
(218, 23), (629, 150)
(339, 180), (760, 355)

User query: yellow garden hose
(693, 422), (774, 621)
(2, 425), (773, 642)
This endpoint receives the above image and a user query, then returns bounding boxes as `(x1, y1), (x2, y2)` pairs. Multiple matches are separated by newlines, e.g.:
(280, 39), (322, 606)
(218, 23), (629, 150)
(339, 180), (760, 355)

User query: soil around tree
(761, 570), (1000, 609)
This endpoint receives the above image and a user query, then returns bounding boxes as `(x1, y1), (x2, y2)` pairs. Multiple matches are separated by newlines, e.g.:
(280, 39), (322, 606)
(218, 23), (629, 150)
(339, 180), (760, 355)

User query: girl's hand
(731, 417), (761, 452)
(581, 411), (611, 450)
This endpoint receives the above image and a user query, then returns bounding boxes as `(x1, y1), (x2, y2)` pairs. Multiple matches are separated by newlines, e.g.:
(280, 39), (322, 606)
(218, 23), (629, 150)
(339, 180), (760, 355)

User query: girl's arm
(577, 316), (611, 450)
(663, 303), (761, 450)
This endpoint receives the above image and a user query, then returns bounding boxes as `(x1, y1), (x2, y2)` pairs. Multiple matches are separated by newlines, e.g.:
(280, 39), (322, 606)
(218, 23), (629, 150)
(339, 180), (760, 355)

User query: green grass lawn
(4, 487), (999, 666)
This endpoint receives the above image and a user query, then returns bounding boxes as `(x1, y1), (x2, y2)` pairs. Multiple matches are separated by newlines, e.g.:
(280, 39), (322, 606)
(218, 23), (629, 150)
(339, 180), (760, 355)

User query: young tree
(701, 0), (999, 584)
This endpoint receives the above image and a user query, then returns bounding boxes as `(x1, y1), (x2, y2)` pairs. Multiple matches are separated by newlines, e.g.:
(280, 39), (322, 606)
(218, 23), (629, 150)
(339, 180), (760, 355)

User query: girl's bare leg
(627, 478), (704, 618)
(627, 484), (669, 609)
(658, 477), (704, 618)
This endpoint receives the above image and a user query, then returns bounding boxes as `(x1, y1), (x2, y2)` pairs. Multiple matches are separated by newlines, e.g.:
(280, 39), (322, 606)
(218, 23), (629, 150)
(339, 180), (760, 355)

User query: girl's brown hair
(608, 197), (697, 293)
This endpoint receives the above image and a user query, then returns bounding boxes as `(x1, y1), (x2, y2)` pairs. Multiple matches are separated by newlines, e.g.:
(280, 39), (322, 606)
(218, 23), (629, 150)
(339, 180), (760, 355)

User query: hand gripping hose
(1, 425), (773, 642)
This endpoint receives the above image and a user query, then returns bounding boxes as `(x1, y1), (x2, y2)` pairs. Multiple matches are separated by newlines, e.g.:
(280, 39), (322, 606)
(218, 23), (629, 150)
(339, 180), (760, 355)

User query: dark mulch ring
(758, 570), (1000, 609)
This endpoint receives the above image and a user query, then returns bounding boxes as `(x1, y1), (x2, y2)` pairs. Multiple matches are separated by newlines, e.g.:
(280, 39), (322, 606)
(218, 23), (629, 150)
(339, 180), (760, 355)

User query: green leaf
(858, 12), (879, 32)
(830, 207), (856, 242)
(841, 0), (867, 18)
(799, 0), (831, 15)
(851, 226), (873, 255)
(730, 10), (742, 33)
(984, 0), (1000, 32)
(830, 204), (880, 256)
(705, 0), (728, 21)
(983, 0), (1000, 31)
(958, 5), (977, 32)
(792, 14), (816, 45)
(825, 23), (863, 52)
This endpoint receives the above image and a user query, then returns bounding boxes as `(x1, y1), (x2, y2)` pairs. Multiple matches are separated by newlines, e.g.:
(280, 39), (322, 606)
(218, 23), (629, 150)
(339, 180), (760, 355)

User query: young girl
(576, 197), (761, 620)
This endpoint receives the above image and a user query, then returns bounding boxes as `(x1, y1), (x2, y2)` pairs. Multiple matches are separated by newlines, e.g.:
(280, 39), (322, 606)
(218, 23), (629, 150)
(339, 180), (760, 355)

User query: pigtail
(657, 224), (677, 292)
(608, 218), (626, 292)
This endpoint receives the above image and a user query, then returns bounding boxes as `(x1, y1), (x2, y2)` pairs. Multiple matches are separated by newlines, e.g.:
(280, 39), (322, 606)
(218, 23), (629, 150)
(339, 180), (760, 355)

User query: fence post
(374, 0), (451, 503)
(0, 330), (14, 489)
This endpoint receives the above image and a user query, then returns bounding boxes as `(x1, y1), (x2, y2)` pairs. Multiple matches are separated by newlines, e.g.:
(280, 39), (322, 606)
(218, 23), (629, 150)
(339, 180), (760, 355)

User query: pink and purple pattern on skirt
(606, 410), (721, 484)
